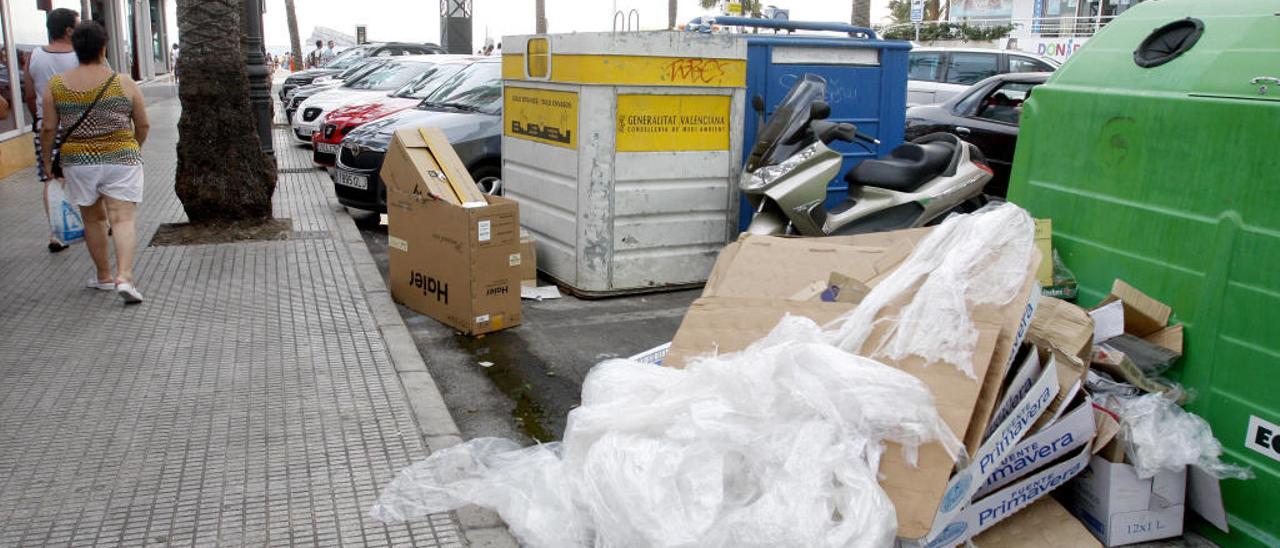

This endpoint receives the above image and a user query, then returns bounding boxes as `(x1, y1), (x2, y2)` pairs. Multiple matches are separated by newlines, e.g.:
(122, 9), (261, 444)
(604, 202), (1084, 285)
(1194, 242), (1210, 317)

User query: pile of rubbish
(371, 203), (1249, 547)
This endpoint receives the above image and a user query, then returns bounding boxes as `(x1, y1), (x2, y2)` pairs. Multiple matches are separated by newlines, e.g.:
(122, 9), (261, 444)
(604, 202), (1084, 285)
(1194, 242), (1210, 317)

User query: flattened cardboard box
(383, 129), (521, 336)
(664, 232), (1040, 539)
(381, 127), (488, 205)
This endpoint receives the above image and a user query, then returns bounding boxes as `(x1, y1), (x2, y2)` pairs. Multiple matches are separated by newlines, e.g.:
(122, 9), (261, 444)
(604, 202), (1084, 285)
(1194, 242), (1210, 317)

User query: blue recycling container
(688, 17), (911, 230)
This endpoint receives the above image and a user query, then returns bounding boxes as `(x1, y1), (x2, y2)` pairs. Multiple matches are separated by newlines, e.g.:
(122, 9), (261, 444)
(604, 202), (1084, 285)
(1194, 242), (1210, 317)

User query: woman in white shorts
(40, 21), (150, 304)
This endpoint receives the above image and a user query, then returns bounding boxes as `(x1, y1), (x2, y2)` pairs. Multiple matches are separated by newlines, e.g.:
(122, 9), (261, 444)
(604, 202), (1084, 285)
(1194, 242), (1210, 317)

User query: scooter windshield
(745, 74), (828, 172)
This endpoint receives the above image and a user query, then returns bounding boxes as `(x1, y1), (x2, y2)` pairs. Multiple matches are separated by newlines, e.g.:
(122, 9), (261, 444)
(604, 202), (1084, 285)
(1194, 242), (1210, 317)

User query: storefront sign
(615, 94), (732, 153)
(503, 86), (579, 149)
(1024, 37), (1088, 61)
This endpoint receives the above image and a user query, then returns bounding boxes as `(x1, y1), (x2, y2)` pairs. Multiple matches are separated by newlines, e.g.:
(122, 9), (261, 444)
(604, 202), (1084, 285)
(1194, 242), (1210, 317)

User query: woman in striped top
(40, 21), (150, 304)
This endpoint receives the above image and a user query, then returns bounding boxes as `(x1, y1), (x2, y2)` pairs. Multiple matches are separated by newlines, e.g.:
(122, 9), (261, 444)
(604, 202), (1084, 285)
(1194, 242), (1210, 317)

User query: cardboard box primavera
(383, 129), (522, 336)
(664, 231), (1042, 540)
(970, 496), (1100, 548)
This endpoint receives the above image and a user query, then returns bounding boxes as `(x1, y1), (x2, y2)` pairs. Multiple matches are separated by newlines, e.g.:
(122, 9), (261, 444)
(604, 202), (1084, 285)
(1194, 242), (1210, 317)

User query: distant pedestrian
(40, 22), (151, 304)
(170, 43), (179, 83)
(321, 40), (337, 65)
(22, 7), (80, 252)
(308, 40), (323, 68)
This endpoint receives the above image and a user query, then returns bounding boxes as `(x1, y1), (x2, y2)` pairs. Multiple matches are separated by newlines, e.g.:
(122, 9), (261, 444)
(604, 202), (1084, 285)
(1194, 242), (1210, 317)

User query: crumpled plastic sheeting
(826, 202), (1035, 379)
(1116, 392), (1253, 480)
(371, 316), (961, 548)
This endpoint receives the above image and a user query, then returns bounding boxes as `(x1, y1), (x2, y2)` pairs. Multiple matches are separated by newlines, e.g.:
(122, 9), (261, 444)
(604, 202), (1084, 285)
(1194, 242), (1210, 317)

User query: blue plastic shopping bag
(47, 181), (85, 245)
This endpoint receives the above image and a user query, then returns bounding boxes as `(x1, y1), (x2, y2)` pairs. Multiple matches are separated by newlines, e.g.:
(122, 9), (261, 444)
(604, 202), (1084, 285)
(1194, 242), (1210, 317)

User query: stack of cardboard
(382, 127), (522, 336)
(658, 227), (1233, 546)
(1052, 280), (1233, 547)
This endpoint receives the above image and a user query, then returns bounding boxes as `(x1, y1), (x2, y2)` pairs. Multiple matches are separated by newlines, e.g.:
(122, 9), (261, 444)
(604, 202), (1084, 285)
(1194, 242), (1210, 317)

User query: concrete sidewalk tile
(464, 527), (521, 548)
(383, 323), (430, 373)
(425, 434), (465, 453)
(399, 371), (462, 438)
(456, 505), (504, 530)
(368, 290), (407, 329)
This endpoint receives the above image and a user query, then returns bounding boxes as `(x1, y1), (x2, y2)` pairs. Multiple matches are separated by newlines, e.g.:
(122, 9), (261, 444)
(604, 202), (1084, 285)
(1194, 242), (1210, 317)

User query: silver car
(907, 47), (1058, 106)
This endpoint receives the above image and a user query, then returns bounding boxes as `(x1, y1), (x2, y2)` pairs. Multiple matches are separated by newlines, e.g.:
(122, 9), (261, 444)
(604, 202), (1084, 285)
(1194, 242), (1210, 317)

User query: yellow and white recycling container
(502, 31), (747, 296)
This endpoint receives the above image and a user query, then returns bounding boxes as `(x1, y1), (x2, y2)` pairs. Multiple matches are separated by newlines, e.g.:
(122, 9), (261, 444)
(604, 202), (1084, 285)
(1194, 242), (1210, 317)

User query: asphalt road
(349, 209), (699, 444)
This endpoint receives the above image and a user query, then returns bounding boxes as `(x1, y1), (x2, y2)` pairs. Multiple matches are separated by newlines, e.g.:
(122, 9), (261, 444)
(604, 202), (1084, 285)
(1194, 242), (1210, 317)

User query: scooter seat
(846, 141), (954, 193)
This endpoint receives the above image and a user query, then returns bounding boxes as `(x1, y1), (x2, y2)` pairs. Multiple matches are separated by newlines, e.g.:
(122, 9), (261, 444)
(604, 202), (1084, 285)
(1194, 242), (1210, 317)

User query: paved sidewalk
(0, 92), (470, 545)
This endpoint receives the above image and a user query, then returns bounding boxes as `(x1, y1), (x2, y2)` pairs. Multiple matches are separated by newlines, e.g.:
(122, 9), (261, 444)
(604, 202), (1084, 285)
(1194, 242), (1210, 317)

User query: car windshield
(324, 46), (371, 70)
(345, 61), (434, 91)
(419, 62), (502, 115)
(392, 63), (467, 99)
(338, 59), (384, 81)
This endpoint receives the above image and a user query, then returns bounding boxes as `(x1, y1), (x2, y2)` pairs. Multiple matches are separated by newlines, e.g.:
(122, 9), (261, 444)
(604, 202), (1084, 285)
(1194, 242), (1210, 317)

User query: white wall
(10, 0), (83, 45)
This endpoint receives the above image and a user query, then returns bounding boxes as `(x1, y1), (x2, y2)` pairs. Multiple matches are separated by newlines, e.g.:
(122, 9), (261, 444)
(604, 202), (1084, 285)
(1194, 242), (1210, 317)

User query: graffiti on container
(664, 58), (729, 85)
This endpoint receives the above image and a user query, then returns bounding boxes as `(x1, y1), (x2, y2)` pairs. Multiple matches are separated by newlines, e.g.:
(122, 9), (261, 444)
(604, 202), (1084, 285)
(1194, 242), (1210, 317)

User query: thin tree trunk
(284, 0), (302, 71)
(535, 0), (547, 33)
(668, 0), (678, 29)
(174, 0), (276, 223)
(851, 0), (871, 27)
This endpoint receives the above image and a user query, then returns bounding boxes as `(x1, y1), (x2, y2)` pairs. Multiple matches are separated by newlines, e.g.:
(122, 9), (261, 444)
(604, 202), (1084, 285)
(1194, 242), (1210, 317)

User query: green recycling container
(1007, 1), (1279, 545)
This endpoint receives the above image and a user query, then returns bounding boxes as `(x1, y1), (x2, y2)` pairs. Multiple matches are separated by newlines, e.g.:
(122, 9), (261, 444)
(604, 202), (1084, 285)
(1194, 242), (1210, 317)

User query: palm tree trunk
(284, 0), (302, 71)
(851, 0), (871, 27)
(174, 0), (277, 223)
(535, 0), (547, 33)
(668, 0), (678, 29)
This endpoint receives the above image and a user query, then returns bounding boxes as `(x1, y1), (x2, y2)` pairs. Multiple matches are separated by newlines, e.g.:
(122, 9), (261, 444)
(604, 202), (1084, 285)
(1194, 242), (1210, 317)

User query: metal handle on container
(685, 16), (877, 39)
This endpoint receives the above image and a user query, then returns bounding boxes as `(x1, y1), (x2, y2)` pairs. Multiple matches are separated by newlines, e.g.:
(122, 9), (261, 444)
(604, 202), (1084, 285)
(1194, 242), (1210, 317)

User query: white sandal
(87, 278), (116, 291)
(116, 282), (144, 304)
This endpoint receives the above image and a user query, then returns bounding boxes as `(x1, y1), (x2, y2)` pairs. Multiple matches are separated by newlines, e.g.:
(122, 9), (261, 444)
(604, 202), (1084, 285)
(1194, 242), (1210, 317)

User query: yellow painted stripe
(503, 53), (746, 88)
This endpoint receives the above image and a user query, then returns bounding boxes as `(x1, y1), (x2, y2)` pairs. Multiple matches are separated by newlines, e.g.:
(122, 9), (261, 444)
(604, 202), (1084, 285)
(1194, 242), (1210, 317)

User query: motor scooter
(742, 74), (993, 236)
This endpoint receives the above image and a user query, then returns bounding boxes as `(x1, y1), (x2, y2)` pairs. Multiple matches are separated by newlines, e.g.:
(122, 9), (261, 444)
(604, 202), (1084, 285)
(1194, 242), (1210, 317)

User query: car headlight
(740, 143), (820, 192)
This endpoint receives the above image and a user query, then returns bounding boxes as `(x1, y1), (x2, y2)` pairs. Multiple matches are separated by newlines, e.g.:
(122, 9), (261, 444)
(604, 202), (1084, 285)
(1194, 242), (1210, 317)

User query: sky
(261, 0), (893, 54)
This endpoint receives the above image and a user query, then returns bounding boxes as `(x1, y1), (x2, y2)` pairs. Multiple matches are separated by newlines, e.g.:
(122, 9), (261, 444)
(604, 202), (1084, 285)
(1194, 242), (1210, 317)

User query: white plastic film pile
(370, 204), (1038, 548)
(826, 202), (1035, 378)
(1115, 391), (1253, 480)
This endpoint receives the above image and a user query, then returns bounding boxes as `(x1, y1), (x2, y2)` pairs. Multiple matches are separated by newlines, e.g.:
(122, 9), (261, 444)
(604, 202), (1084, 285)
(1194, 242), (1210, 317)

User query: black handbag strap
(57, 73), (116, 144)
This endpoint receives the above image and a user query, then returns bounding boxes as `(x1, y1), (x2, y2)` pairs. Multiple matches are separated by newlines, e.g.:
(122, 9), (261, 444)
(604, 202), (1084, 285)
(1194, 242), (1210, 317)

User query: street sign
(356, 25), (367, 45)
(911, 0), (925, 22)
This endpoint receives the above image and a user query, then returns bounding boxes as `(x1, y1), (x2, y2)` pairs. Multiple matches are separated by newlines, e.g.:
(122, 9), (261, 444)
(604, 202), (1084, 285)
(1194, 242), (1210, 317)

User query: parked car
(284, 58), (390, 123)
(907, 47), (1057, 106)
(333, 59), (503, 212)
(278, 42), (445, 103)
(290, 56), (443, 143)
(312, 56), (479, 166)
(905, 72), (1051, 197)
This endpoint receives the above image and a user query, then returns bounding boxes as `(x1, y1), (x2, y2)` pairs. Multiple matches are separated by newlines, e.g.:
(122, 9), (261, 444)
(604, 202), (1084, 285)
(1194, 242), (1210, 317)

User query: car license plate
(316, 142), (340, 154)
(336, 172), (368, 190)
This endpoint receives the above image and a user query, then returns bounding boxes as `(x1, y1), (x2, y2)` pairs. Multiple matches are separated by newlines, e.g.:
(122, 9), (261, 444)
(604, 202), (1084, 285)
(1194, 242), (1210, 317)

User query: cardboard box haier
(1057, 455), (1187, 546)
(383, 129), (521, 336)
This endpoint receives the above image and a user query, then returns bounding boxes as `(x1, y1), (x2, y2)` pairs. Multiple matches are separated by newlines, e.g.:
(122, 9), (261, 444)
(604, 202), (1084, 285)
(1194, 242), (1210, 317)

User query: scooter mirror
(810, 102), (831, 120)
(751, 95), (765, 113)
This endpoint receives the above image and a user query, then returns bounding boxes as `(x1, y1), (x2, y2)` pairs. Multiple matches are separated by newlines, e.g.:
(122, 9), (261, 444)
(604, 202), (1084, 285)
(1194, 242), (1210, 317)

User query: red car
(312, 56), (477, 166)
